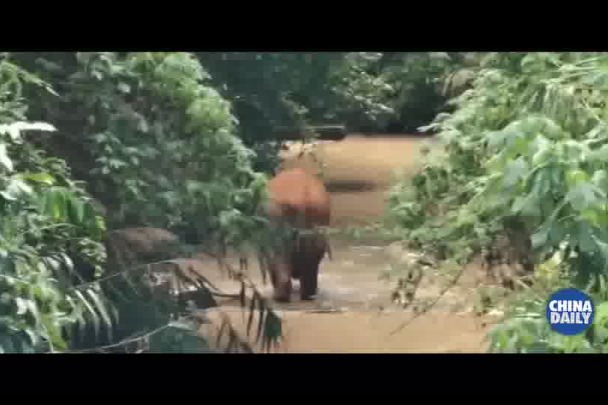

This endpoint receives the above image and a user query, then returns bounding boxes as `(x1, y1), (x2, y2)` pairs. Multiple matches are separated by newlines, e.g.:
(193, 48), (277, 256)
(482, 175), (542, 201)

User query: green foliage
(0, 53), (283, 353)
(0, 57), (113, 353)
(487, 295), (608, 353)
(198, 52), (392, 137)
(11, 52), (269, 250)
(198, 52), (475, 140)
(388, 52), (608, 353)
(0, 117), (107, 352)
(376, 52), (477, 133)
(194, 51), (479, 179)
(197, 52), (398, 172)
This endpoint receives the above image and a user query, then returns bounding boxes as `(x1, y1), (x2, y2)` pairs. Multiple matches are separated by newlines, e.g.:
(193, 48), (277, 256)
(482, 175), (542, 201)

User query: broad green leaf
(0, 144), (13, 172)
(74, 290), (101, 341)
(566, 183), (602, 212)
(581, 209), (601, 227)
(0, 121), (56, 140)
(19, 172), (55, 185)
(14, 297), (28, 315)
(48, 189), (67, 221)
(595, 302), (608, 322)
(566, 169), (590, 187)
(503, 157), (528, 188)
(84, 288), (114, 343)
(577, 223), (597, 254)
(4, 178), (33, 198)
(117, 82), (131, 93)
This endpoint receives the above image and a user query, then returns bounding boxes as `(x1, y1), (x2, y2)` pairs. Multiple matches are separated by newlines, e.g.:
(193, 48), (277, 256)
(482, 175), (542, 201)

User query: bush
(0, 53), (282, 353)
(387, 52), (608, 353)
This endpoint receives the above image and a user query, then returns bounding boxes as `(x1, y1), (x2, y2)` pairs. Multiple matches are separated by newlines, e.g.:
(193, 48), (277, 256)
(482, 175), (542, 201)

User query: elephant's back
(267, 168), (330, 228)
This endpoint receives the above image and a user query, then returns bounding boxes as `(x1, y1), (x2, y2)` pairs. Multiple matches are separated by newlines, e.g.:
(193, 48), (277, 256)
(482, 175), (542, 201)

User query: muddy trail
(193, 134), (496, 353)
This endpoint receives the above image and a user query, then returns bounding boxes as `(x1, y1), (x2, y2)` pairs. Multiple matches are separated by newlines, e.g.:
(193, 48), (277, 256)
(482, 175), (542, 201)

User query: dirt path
(198, 241), (492, 353)
(196, 134), (494, 353)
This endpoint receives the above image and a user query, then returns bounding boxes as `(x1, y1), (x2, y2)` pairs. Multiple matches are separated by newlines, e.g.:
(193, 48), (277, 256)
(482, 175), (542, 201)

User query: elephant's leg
(298, 259), (319, 301)
(267, 257), (277, 287)
(269, 254), (293, 303)
(294, 234), (327, 301)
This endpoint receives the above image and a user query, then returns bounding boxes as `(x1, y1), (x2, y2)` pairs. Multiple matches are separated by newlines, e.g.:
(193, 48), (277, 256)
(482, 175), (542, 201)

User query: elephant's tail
(327, 243), (333, 260)
(292, 227), (333, 261)
(325, 231), (333, 261)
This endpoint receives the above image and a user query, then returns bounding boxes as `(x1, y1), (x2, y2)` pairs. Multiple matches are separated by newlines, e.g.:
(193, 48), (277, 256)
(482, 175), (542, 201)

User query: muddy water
(195, 242), (490, 353)
(195, 134), (493, 353)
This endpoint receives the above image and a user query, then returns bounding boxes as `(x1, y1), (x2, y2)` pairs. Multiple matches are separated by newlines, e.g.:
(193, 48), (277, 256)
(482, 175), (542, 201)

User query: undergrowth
(0, 53), (283, 353)
(387, 52), (608, 353)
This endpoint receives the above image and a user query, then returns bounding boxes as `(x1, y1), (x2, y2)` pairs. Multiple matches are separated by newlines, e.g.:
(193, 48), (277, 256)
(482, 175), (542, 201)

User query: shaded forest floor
(196, 134), (498, 353)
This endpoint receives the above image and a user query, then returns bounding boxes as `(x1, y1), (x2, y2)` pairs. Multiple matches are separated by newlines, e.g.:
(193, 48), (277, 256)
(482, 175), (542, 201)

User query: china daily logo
(546, 288), (595, 336)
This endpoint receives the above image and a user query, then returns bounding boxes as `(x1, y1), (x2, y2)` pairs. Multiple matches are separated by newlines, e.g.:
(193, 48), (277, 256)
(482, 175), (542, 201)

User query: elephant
(261, 167), (331, 303)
